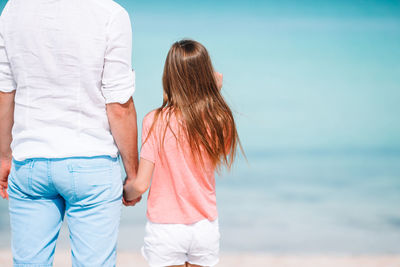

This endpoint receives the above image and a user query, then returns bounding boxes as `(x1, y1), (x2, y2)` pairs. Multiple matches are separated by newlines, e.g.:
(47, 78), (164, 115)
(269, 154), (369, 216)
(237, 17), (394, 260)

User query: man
(0, 0), (140, 265)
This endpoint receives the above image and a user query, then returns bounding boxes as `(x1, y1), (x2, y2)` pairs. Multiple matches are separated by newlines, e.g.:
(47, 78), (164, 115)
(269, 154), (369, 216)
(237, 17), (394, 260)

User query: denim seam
(111, 162), (122, 200)
(27, 160), (34, 195)
(47, 160), (55, 191)
(103, 160), (112, 198)
(68, 165), (77, 202)
(109, 164), (112, 184)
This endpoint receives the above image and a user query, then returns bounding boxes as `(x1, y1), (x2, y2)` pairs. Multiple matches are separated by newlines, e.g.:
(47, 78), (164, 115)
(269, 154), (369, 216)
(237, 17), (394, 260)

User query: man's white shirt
(0, 0), (135, 161)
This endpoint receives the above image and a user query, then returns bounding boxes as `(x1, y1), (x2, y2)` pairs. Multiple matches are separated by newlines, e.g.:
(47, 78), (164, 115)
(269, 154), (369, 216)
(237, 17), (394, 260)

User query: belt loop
(29, 160), (35, 169)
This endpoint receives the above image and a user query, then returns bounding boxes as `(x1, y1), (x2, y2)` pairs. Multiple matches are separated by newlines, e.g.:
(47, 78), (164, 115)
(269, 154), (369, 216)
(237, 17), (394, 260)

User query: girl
(124, 39), (241, 267)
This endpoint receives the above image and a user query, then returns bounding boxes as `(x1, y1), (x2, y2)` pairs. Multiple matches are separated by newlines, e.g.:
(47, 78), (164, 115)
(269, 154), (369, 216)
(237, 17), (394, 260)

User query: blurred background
(1, 0), (400, 256)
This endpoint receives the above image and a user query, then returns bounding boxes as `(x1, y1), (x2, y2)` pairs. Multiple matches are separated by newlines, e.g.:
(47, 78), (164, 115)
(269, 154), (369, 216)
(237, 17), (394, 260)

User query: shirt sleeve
(101, 8), (135, 104)
(0, 15), (16, 93)
(140, 116), (156, 163)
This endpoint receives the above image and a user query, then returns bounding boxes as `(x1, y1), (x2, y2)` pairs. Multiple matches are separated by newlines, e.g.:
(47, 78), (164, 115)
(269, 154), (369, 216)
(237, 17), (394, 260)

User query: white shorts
(141, 219), (220, 267)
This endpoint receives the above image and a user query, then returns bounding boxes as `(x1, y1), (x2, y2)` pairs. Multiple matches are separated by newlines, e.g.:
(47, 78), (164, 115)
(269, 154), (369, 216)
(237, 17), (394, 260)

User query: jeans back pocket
(68, 162), (113, 205)
(8, 159), (34, 198)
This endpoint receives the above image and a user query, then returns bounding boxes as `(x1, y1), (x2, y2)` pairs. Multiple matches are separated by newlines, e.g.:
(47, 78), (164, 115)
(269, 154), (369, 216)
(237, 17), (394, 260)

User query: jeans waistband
(12, 155), (119, 165)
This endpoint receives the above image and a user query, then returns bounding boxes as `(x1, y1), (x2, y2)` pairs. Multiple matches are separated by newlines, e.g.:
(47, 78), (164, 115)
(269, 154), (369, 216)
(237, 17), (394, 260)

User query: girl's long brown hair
(147, 39), (241, 170)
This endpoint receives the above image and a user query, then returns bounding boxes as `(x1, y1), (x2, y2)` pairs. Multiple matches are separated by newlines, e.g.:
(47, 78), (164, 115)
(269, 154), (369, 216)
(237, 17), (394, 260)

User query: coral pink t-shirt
(140, 110), (218, 224)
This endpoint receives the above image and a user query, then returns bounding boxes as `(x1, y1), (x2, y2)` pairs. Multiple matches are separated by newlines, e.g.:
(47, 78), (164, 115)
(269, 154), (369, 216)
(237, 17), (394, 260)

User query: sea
(0, 0), (399, 254)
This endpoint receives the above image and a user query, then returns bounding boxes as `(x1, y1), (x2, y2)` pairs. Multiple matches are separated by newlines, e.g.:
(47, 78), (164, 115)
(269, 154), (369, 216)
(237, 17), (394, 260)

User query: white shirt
(0, 0), (135, 161)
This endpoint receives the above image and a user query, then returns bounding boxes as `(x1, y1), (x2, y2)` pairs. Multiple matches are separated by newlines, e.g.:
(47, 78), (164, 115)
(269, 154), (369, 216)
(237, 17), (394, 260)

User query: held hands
(122, 177), (142, 206)
(0, 158), (11, 200)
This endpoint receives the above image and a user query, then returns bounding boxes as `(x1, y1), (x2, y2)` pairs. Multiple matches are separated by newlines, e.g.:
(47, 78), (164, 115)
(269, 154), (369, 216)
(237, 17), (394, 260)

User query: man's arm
(0, 91), (15, 199)
(101, 7), (139, 204)
(106, 97), (138, 181)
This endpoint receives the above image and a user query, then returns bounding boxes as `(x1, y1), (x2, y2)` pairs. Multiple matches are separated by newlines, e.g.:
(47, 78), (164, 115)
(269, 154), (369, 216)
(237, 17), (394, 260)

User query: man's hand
(122, 177), (142, 206)
(0, 158), (11, 199)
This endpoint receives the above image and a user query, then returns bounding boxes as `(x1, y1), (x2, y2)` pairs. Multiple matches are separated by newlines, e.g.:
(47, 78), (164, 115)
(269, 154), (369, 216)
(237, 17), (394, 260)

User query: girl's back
(123, 39), (241, 267)
(141, 110), (217, 224)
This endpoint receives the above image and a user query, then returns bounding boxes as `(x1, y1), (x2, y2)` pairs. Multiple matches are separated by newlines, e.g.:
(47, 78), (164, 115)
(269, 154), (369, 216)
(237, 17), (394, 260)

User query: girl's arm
(123, 158), (154, 202)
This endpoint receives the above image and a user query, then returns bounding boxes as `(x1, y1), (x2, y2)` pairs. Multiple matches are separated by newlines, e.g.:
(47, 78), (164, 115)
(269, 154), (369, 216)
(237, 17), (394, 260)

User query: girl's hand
(214, 72), (223, 90)
(122, 195), (142, 206)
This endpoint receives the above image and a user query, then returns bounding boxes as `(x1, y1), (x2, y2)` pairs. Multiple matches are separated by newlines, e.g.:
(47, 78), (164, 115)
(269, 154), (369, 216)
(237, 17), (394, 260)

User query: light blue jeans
(7, 156), (123, 267)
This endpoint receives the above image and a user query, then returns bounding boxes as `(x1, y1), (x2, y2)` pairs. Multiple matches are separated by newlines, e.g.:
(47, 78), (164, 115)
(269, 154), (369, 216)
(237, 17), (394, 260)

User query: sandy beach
(0, 250), (399, 267)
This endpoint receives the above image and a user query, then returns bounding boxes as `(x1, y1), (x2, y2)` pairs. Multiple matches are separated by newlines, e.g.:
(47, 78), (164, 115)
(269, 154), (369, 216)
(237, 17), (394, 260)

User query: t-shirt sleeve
(140, 116), (156, 163)
(101, 8), (135, 104)
(0, 15), (16, 93)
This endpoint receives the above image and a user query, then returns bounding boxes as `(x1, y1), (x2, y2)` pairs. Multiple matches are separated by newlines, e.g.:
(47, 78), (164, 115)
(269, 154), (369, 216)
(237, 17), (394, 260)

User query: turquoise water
(1, 0), (400, 253)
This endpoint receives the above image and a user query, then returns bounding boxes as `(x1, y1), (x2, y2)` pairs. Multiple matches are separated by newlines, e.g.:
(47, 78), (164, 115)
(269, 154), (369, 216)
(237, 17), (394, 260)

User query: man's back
(0, 0), (135, 160)
(0, 0), (139, 265)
